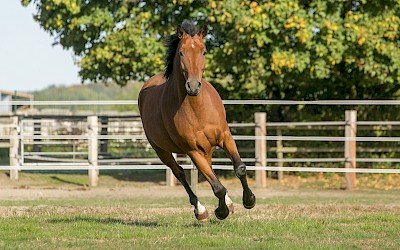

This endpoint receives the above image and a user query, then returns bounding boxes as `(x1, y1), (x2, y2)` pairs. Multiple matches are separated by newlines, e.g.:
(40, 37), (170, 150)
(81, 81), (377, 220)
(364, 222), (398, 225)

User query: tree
(22, 0), (400, 120)
(22, 0), (208, 85)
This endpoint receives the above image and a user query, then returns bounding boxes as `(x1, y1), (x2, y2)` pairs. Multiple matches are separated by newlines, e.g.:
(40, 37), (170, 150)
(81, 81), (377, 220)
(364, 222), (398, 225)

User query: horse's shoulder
(201, 79), (216, 92)
(202, 79), (222, 99)
(201, 78), (211, 85)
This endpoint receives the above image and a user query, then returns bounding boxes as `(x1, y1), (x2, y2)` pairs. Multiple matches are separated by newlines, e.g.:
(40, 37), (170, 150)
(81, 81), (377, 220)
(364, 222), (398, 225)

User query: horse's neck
(166, 57), (187, 103)
(165, 73), (207, 117)
(165, 55), (207, 113)
(165, 78), (184, 107)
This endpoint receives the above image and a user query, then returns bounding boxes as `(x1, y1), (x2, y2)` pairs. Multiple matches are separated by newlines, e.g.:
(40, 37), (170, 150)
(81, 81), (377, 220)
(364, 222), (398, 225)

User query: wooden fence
(1, 108), (400, 190)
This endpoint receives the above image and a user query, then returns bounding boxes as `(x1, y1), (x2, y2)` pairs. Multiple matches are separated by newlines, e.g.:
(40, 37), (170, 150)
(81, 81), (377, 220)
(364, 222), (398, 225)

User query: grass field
(0, 172), (399, 249)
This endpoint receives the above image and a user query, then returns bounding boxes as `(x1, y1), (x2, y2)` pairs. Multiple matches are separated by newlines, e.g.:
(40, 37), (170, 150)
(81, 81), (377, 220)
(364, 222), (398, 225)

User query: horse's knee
(213, 184), (227, 199)
(235, 164), (247, 178)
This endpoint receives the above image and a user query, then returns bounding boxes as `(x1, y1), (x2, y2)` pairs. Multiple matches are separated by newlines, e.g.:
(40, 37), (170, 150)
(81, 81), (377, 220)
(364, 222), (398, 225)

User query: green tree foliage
(22, 0), (400, 120)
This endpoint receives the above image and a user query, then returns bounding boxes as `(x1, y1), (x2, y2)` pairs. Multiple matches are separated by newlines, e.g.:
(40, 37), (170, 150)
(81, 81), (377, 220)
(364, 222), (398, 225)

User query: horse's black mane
(164, 20), (199, 79)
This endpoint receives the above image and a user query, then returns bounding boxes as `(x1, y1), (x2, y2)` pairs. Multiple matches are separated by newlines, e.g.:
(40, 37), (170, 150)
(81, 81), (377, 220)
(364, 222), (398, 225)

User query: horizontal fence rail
(1, 165), (400, 174)
(2, 134), (400, 142)
(10, 156), (400, 164)
(5, 99), (400, 106)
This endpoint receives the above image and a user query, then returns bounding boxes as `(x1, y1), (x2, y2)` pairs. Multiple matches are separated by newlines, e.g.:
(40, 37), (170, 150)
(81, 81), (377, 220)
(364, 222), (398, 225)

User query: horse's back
(139, 73), (165, 110)
(139, 73), (165, 99)
(142, 73), (165, 90)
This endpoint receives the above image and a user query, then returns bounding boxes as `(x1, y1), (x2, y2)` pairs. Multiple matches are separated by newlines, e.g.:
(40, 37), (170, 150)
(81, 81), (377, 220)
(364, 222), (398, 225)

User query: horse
(139, 20), (255, 221)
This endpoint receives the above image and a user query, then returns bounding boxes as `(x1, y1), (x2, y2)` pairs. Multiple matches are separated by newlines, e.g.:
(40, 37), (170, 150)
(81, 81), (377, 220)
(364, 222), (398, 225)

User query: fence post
(276, 129), (284, 180)
(87, 116), (99, 187)
(9, 116), (19, 180)
(345, 110), (357, 190)
(255, 112), (267, 188)
(166, 153), (178, 186)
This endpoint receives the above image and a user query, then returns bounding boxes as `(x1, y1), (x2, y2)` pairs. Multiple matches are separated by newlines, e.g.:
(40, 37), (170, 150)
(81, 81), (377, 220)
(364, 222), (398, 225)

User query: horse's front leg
(188, 150), (234, 220)
(221, 132), (256, 209)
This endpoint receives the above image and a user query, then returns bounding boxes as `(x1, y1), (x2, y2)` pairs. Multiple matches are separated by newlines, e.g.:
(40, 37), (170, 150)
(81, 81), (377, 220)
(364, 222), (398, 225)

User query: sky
(0, 1), (81, 93)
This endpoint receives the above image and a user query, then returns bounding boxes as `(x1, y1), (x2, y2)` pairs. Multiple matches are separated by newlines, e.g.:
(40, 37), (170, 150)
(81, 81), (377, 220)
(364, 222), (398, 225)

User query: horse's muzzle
(186, 80), (202, 96)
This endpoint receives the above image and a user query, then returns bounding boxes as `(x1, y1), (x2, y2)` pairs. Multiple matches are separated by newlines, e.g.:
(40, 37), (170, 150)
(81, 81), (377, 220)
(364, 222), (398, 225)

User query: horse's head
(177, 23), (207, 96)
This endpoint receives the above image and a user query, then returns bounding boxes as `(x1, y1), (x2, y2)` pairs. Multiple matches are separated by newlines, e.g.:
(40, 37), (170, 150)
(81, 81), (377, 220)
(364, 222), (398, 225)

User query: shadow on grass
(47, 216), (159, 227)
(105, 170), (165, 183)
(50, 176), (85, 186)
(186, 219), (223, 228)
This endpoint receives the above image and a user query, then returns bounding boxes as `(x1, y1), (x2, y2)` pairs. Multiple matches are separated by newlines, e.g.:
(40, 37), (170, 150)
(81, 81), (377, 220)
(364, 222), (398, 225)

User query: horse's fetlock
(189, 196), (198, 206)
(213, 185), (226, 199)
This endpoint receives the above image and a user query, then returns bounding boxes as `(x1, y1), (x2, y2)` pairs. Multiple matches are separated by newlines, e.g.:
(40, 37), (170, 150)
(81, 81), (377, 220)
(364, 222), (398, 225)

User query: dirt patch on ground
(0, 185), (189, 200)
(0, 184), (398, 204)
(1, 172), (399, 203)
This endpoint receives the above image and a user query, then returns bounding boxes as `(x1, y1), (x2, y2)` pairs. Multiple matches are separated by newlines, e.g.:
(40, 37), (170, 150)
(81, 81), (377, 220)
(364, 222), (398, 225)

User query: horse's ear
(198, 25), (207, 39)
(177, 25), (186, 39)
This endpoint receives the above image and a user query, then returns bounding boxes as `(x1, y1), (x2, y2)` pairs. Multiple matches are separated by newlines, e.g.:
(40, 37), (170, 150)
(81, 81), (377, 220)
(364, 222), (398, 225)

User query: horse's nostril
(198, 81), (202, 87)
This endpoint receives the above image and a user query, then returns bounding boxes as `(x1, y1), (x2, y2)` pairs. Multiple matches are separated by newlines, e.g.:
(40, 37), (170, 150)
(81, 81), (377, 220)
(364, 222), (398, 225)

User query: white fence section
(1, 100), (400, 189)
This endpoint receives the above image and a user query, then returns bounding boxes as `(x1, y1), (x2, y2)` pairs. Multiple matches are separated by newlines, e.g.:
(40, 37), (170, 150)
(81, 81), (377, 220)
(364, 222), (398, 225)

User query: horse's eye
(202, 51), (207, 56)
(179, 51), (184, 57)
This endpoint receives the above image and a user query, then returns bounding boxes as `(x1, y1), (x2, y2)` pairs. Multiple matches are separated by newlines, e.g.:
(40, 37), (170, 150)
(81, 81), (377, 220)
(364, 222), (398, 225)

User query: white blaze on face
(191, 43), (195, 49)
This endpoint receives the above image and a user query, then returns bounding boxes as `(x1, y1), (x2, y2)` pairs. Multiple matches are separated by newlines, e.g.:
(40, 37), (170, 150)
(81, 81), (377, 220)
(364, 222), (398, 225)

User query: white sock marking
(195, 201), (206, 214)
(225, 194), (233, 207)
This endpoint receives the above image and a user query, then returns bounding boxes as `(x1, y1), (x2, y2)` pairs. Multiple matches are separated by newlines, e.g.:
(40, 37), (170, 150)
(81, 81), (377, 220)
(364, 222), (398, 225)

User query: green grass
(0, 171), (167, 188)
(1, 191), (400, 249)
(1, 172), (399, 249)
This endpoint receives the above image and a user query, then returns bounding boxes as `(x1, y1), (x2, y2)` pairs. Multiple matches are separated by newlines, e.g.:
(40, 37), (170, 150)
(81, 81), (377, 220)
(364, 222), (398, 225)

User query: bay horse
(139, 20), (255, 221)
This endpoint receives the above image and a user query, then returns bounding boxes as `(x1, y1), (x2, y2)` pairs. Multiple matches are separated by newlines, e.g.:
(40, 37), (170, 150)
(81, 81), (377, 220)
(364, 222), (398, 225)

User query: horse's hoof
(243, 192), (256, 209)
(195, 210), (209, 222)
(214, 207), (229, 220)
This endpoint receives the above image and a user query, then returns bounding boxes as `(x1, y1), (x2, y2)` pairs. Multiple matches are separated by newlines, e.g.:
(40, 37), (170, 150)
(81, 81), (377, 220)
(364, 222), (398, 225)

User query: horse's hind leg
(188, 151), (233, 220)
(221, 132), (256, 209)
(151, 144), (209, 221)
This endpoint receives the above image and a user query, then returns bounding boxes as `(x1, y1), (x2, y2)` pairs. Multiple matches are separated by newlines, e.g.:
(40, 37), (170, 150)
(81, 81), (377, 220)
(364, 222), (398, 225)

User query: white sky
(0, 1), (81, 93)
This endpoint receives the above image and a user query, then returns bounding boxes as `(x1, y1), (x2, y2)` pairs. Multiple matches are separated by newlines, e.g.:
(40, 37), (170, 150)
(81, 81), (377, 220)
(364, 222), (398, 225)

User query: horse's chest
(171, 112), (219, 149)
